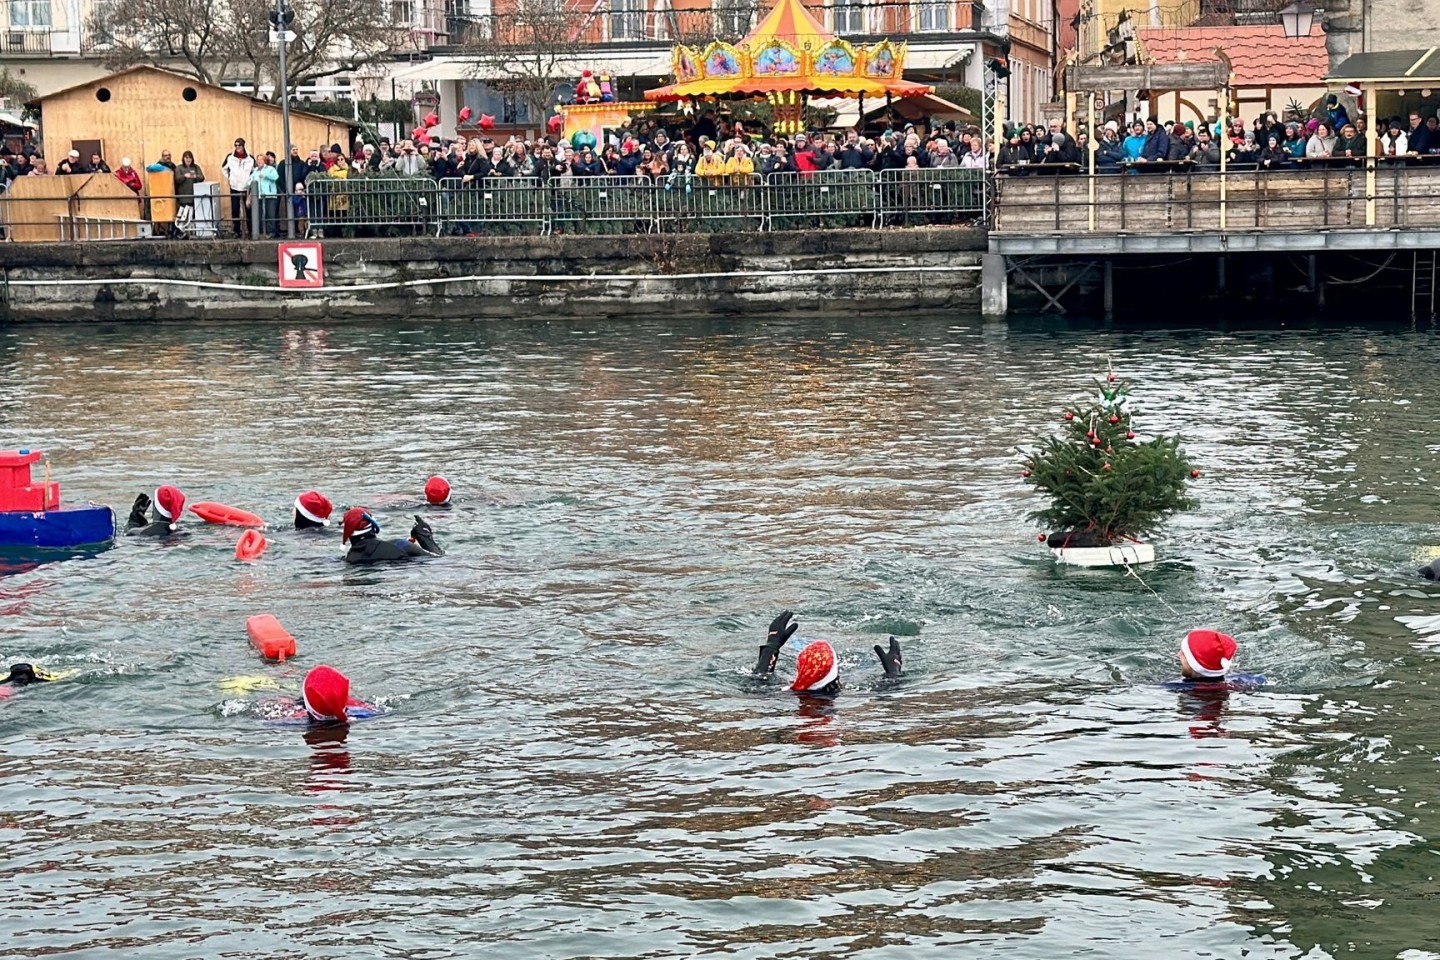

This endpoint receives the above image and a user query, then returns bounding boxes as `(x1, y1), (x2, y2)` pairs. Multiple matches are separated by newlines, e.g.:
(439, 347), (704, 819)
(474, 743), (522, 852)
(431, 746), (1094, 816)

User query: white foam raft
(1051, 541), (1156, 567)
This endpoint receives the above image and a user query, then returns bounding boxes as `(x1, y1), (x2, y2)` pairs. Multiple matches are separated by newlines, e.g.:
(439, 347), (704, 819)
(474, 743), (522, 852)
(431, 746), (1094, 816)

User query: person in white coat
(220, 137), (256, 237)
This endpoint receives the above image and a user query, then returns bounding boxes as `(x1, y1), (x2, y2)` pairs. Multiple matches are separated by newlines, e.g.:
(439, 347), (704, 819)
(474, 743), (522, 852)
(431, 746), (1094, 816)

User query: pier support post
(1103, 259), (1113, 320)
(1309, 254), (1324, 311)
(982, 253), (1008, 317)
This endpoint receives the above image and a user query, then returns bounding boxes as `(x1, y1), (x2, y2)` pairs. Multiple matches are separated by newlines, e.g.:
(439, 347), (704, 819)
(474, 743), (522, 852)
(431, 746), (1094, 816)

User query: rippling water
(3, 318), (1440, 959)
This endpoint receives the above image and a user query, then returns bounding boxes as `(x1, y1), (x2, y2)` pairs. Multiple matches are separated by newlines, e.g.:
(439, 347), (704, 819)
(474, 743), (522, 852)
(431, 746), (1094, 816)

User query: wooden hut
(30, 66), (356, 184)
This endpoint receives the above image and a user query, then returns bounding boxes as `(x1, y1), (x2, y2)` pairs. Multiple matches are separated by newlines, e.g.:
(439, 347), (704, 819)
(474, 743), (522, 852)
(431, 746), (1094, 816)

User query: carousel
(643, 0), (933, 134)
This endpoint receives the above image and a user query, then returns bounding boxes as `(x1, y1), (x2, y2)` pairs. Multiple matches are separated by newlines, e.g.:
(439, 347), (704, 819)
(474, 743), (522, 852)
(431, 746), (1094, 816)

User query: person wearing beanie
(125, 485), (187, 537)
(341, 507), (444, 564)
(424, 475), (451, 507)
(1176, 629), (1264, 686)
(293, 489), (334, 531)
(754, 610), (903, 696)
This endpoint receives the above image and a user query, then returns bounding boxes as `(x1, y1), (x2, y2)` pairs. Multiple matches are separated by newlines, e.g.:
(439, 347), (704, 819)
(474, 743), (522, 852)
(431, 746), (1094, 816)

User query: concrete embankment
(0, 228), (986, 323)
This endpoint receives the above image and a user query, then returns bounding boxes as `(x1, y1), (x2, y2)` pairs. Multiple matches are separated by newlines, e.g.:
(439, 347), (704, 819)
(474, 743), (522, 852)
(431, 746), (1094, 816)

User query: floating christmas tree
(1023, 371), (1197, 548)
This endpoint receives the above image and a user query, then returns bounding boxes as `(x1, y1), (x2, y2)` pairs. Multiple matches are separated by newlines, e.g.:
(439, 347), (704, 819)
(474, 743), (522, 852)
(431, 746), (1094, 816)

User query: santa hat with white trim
(1181, 629), (1237, 679)
(294, 490), (333, 525)
(153, 485), (186, 530)
(303, 665), (351, 723)
(791, 640), (839, 692)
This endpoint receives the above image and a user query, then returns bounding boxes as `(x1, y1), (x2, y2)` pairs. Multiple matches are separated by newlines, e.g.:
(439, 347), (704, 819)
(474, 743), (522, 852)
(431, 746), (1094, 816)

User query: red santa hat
(153, 485), (186, 530)
(341, 507), (379, 544)
(294, 489), (333, 525)
(1182, 629), (1237, 679)
(303, 665), (351, 722)
(424, 475), (451, 506)
(791, 640), (839, 692)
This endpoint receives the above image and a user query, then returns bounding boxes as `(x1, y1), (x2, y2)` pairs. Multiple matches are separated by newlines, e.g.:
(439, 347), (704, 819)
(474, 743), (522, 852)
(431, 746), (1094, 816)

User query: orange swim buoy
(192, 501), (266, 527)
(246, 614), (297, 662)
(235, 529), (267, 561)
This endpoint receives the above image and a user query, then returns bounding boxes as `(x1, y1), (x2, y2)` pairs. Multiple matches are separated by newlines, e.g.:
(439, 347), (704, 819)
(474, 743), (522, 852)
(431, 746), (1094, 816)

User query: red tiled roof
(1137, 24), (1328, 87)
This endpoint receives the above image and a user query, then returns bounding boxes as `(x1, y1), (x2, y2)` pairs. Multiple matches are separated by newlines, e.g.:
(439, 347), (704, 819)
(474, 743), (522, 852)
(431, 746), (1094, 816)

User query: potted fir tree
(1022, 373), (1199, 567)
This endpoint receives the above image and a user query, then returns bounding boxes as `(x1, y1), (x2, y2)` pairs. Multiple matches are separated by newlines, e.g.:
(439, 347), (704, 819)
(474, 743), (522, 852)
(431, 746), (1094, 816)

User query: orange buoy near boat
(235, 529), (267, 561)
(246, 614), (296, 662)
(191, 501), (266, 528)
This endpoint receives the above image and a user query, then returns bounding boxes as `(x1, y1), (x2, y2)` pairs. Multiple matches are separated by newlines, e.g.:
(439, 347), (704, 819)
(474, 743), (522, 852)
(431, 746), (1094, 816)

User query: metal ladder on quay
(1412, 250), (1438, 322)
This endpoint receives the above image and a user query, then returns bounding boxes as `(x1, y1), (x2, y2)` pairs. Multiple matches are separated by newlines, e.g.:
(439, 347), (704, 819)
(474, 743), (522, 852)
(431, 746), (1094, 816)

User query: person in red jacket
(114, 157), (143, 193)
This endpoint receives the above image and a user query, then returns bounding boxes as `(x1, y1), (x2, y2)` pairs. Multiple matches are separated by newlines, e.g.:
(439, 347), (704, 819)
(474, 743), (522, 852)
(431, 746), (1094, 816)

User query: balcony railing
(444, 0), (984, 49)
(1, 29), (55, 54)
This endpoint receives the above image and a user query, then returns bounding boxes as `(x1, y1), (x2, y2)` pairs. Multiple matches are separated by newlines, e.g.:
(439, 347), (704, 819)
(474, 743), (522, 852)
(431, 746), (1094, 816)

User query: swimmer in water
(754, 610), (903, 695)
(125, 485), (186, 537)
(0, 663), (55, 698)
(298, 665), (380, 724)
(341, 507), (443, 564)
(424, 475), (451, 507)
(293, 490), (334, 531)
(1176, 629), (1264, 687)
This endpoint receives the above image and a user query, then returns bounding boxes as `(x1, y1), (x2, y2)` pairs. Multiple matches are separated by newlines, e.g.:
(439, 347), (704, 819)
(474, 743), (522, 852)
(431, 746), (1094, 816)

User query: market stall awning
(1325, 48), (1440, 85)
(643, 0), (933, 102)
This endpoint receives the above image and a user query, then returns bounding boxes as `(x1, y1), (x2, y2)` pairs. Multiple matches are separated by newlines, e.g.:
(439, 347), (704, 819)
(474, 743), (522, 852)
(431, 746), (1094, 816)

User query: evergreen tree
(1023, 374), (1198, 544)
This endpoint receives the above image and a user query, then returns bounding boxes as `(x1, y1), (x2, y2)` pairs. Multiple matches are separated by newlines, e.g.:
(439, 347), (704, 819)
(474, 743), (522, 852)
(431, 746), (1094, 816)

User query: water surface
(2, 318), (1439, 959)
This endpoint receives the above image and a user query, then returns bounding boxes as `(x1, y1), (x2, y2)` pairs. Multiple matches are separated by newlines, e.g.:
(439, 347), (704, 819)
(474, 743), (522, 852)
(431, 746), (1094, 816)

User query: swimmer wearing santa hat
(293, 490), (335, 531)
(1176, 629), (1264, 687)
(298, 665), (381, 724)
(125, 485), (187, 537)
(423, 475), (451, 507)
(754, 611), (903, 695)
(341, 507), (444, 564)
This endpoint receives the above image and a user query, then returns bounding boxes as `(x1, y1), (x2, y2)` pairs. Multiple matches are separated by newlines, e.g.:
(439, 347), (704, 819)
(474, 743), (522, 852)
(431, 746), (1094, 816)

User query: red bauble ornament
(1109, 415), (1119, 425)
(1037, 533), (1047, 542)
(1092, 436), (1102, 446)
(1064, 412), (1074, 421)
(1126, 430), (1135, 440)
(1108, 372), (1116, 382)
(1191, 469), (1201, 479)
(1103, 463), (1112, 470)
(1022, 469), (1031, 478)
(1105, 447), (1113, 454)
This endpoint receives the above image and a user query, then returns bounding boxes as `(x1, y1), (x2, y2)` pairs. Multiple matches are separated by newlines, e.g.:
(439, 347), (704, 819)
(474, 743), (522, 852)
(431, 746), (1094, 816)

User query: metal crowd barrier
(655, 173), (765, 233)
(438, 176), (548, 235)
(765, 170), (881, 230)
(549, 175), (656, 235)
(878, 168), (986, 226)
(305, 177), (440, 237)
(1, 170), (990, 241)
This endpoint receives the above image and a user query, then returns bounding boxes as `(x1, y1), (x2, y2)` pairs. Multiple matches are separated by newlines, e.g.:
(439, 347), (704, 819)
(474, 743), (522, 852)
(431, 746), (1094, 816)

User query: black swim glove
(410, 514), (443, 556)
(127, 493), (152, 528)
(874, 637), (903, 678)
(755, 610), (798, 675)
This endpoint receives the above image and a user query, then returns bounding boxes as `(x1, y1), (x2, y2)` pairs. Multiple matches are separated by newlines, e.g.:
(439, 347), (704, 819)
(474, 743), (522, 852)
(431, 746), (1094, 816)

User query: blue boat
(0, 449), (115, 550)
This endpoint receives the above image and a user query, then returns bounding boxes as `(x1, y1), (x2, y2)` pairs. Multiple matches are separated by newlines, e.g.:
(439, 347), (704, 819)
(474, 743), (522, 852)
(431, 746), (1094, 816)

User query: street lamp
(269, 0), (297, 238)
(1278, 1), (1314, 38)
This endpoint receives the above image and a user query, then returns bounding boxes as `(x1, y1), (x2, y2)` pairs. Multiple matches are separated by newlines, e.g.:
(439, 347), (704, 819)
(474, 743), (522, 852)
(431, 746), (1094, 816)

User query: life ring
(191, 501), (266, 527)
(246, 614), (297, 662)
(235, 529), (267, 561)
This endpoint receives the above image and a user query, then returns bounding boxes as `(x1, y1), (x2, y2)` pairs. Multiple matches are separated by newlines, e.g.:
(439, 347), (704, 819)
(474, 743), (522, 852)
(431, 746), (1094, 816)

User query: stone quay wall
(0, 229), (986, 323)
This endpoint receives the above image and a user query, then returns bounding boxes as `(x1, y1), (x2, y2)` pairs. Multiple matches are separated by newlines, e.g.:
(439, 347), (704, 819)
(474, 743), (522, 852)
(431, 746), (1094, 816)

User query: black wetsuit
(344, 518), (443, 565)
(124, 495), (176, 537)
(754, 612), (902, 693)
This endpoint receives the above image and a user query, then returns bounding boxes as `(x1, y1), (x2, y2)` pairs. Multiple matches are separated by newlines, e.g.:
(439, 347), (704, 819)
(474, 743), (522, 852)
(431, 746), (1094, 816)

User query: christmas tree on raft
(1022, 371), (1198, 566)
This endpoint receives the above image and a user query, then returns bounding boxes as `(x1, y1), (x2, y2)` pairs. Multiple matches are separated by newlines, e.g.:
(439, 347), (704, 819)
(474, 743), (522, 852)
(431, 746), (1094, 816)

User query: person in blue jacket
(1095, 122), (1126, 172)
(1122, 120), (1147, 164)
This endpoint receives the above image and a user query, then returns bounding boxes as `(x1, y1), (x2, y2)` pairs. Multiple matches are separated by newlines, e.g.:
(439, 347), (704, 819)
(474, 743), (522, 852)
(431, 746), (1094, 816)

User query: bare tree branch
(87, 0), (394, 92)
(455, 0), (598, 122)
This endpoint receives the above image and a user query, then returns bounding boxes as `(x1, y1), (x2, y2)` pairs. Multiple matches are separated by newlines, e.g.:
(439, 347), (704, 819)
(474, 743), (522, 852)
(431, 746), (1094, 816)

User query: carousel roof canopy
(643, 0), (933, 102)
